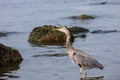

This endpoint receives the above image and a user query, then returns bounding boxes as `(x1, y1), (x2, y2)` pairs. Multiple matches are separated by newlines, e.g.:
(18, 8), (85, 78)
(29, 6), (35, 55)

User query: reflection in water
(0, 65), (20, 80)
(80, 76), (104, 80)
(28, 41), (66, 47)
(32, 53), (67, 58)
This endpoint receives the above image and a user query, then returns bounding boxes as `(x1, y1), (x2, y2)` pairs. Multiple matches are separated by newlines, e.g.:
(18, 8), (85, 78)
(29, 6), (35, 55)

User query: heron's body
(53, 24), (104, 74)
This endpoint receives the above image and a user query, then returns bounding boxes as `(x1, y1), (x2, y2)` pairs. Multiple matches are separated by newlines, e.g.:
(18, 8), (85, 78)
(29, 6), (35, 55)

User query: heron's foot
(80, 68), (83, 74)
(85, 72), (87, 77)
(80, 72), (82, 75)
(80, 72), (82, 78)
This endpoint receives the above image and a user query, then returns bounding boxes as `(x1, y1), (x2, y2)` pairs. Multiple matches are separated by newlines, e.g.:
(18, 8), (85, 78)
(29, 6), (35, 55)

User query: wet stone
(70, 14), (95, 20)
(28, 25), (89, 46)
(90, 2), (107, 5)
(91, 30), (118, 34)
(28, 25), (70, 45)
(0, 32), (7, 37)
(0, 43), (23, 67)
(69, 26), (89, 34)
(74, 34), (87, 38)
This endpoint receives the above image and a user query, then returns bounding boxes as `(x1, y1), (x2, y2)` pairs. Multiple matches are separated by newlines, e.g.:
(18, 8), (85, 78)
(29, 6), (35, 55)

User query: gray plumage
(72, 49), (103, 70)
(53, 24), (104, 74)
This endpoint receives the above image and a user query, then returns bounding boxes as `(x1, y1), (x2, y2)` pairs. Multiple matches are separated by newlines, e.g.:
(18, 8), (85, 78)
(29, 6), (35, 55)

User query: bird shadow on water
(80, 75), (104, 80)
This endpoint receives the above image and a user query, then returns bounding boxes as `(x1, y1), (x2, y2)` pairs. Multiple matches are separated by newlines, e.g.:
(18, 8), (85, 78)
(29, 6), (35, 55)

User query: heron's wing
(73, 49), (104, 69)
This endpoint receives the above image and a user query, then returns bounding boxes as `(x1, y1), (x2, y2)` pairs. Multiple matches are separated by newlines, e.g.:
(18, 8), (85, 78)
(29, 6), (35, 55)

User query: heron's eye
(73, 53), (76, 56)
(61, 26), (64, 28)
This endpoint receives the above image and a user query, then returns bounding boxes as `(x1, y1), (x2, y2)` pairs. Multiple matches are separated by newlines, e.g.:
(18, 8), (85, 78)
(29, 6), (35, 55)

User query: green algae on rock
(28, 25), (74, 45)
(28, 25), (89, 45)
(0, 43), (23, 67)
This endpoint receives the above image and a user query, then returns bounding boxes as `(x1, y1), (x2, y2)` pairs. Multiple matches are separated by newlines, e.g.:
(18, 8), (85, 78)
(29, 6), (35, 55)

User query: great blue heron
(53, 24), (104, 75)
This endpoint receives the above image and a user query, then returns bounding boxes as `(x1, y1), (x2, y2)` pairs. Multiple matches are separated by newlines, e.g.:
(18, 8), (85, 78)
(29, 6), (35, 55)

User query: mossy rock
(28, 25), (74, 45)
(70, 14), (95, 19)
(28, 25), (89, 45)
(0, 43), (23, 67)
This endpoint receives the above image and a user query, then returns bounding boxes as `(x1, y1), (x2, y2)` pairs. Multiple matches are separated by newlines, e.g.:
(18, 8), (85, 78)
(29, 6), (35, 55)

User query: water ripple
(32, 53), (67, 58)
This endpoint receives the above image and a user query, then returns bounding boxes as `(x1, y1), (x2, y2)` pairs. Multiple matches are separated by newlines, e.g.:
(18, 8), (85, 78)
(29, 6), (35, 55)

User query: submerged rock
(70, 14), (95, 19)
(0, 32), (7, 37)
(69, 26), (89, 34)
(0, 32), (21, 37)
(0, 43), (23, 67)
(28, 25), (88, 45)
(91, 2), (107, 5)
(91, 30), (118, 34)
(74, 34), (87, 38)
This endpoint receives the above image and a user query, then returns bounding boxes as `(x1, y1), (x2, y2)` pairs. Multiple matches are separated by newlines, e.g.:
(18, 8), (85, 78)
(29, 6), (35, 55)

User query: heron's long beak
(52, 28), (59, 30)
(52, 23), (62, 31)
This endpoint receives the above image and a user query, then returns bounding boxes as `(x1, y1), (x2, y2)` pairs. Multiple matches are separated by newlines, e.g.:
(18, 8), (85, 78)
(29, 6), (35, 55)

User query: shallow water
(0, 0), (120, 80)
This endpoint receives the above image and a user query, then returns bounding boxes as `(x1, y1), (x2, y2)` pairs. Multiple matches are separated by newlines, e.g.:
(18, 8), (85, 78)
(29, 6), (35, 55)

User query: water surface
(0, 0), (120, 80)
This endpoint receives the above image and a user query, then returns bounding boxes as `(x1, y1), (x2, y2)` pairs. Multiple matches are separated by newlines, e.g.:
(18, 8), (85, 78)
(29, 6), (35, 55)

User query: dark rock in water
(69, 26), (89, 34)
(0, 32), (22, 37)
(70, 14), (95, 19)
(28, 25), (89, 45)
(0, 32), (7, 37)
(91, 2), (107, 5)
(28, 25), (74, 45)
(74, 34), (87, 38)
(98, 2), (107, 5)
(0, 43), (23, 67)
(91, 30), (118, 34)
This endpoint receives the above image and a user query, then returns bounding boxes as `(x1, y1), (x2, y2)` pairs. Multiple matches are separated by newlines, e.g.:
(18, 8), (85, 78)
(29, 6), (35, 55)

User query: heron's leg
(79, 64), (82, 74)
(80, 68), (83, 74)
(84, 69), (87, 77)
(79, 64), (83, 77)
(83, 67), (87, 76)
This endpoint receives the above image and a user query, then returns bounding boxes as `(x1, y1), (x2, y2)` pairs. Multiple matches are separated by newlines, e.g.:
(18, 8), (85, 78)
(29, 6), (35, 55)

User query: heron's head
(52, 24), (69, 34)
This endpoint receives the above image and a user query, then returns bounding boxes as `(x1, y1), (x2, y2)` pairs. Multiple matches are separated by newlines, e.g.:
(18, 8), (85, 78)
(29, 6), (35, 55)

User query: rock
(0, 43), (23, 67)
(0, 32), (7, 37)
(28, 25), (89, 45)
(69, 26), (89, 34)
(74, 34), (87, 38)
(28, 25), (74, 45)
(91, 30), (118, 34)
(70, 14), (95, 19)
(68, 26), (88, 38)
(0, 32), (21, 37)
(97, 2), (107, 5)
(91, 2), (107, 5)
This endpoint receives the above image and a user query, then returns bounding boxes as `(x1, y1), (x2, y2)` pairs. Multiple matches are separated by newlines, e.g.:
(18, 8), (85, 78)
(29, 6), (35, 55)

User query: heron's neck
(65, 31), (74, 54)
